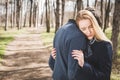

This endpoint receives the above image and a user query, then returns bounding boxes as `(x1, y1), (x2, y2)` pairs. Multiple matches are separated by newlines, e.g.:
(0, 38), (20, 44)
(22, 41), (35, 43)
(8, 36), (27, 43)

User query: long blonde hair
(76, 10), (112, 44)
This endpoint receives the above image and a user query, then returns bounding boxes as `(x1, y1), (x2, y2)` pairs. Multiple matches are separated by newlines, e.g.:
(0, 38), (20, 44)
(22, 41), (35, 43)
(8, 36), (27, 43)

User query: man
(48, 19), (87, 80)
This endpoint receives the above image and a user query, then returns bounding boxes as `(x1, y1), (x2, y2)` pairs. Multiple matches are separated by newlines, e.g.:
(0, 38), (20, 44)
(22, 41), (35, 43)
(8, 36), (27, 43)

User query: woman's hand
(72, 50), (84, 67)
(51, 48), (56, 59)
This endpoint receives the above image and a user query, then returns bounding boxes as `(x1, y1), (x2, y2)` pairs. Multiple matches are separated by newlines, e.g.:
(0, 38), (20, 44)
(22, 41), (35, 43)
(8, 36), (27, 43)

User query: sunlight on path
(0, 28), (52, 80)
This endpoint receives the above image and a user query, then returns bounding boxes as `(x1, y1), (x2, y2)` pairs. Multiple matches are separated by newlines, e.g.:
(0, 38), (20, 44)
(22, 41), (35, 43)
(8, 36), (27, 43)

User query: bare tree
(103, 0), (111, 32)
(10, 0), (14, 28)
(61, 0), (65, 26)
(23, 0), (29, 27)
(50, 0), (55, 28)
(45, 0), (50, 32)
(94, 0), (98, 8)
(73, 3), (77, 19)
(40, 9), (44, 25)
(35, 1), (39, 28)
(29, 0), (33, 27)
(55, 0), (60, 32)
(111, 0), (120, 61)
(16, 0), (22, 30)
(33, 1), (37, 27)
(100, 0), (104, 28)
(20, 0), (23, 28)
(76, 0), (83, 13)
(5, 0), (9, 31)
(73, 0), (82, 18)
(13, 0), (16, 28)
(87, 0), (89, 7)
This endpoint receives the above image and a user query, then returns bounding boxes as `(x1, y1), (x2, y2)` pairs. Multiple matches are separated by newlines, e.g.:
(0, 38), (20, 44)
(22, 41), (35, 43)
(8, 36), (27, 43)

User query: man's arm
(68, 36), (86, 80)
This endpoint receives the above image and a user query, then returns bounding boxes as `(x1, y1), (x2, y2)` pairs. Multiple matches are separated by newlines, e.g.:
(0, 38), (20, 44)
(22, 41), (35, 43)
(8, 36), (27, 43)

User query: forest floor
(0, 28), (52, 80)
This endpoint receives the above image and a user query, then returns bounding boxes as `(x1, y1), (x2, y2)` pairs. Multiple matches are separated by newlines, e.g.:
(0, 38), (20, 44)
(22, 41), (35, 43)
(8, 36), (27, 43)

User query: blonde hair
(76, 10), (112, 44)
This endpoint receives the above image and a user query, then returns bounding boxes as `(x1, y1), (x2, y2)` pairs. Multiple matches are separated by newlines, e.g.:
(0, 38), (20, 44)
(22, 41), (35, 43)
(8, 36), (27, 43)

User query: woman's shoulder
(95, 41), (112, 53)
(93, 41), (112, 52)
(96, 40), (111, 47)
(95, 41), (113, 59)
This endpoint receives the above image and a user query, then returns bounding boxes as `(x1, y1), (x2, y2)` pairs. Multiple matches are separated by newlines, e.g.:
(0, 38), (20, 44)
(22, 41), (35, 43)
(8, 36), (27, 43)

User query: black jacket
(82, 40), (113, 80)
(49, 19), (87, 80)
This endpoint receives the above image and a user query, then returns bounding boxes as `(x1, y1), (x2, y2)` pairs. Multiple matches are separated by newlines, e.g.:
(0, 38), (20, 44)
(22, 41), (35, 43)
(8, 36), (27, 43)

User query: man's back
(51, 19), (86, 80)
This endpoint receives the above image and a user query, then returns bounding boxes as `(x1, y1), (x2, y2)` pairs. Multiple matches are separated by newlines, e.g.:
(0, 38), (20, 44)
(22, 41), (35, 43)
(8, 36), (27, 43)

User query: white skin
(51, 19), (95, 67)
(78, 19), (95, 40)
(51, 48), (56, 59)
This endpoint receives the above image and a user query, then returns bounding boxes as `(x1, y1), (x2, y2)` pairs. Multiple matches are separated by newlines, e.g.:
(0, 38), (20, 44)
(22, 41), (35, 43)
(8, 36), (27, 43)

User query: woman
(50, 10), (113, 80)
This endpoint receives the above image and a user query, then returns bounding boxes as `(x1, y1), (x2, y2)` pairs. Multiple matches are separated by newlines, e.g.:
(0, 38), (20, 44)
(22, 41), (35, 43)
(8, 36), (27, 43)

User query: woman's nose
(86, 29), (91, 35)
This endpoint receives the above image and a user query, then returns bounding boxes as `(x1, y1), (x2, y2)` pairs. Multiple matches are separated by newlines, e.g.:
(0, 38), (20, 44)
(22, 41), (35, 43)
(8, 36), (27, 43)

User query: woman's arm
(48, 48), (56, 71)
(51, 48), (56, 59)
(72, 50), (84, 67)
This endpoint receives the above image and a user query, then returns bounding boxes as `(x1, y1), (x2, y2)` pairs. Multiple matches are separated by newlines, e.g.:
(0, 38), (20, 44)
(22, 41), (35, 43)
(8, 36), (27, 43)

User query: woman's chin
(88, 37), (93, 40)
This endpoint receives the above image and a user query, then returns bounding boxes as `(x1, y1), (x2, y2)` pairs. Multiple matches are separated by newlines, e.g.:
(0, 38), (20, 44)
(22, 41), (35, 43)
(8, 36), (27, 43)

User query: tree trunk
(40, 1), (45, 25)
(35, 1), (38, 28)
(76, 0), (83, 13)
(20, 0), (23, 28)
(61, 0), (65, 26)
(45, 0), (50, 32)
(16, 0), (22, 29)
(48, 0), (51, 30)
(111, 0), (120, 61)
(33, 2), (37, 27)
(103, 0), (111, 32)
(13, 0), (16, 28)
(5, 0), (9, 31)
(73, 3), (77, 19)
(87, 0), (89, 7)
(11, 1), (13, 28)
(94, 0), (98, 8)
(23, 0), (29, 27)
(29, 0), (33, 27)
(16, 0), (19, 29)
(100, 0), (104, 28)
(16, 0), (22, 30)
(40, 11), (44, 25)
(55, 0), (60, 33)
(51, 0), (55, 28)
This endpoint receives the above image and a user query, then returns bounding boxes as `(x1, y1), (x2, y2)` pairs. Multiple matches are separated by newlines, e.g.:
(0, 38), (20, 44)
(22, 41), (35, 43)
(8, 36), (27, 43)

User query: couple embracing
(49, 7), (113, 80)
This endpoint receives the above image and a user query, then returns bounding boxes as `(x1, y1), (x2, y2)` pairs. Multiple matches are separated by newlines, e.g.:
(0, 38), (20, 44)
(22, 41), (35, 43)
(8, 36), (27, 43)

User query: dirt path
(0, 28), (52, 80)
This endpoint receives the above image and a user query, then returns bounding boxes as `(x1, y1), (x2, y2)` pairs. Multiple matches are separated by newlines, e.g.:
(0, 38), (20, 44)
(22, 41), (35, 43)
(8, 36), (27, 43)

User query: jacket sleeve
(80, 42), (113, 80)
(68, 36), (86, 80)
(48, 54), (55, 71)
(48, 33), (56, 71)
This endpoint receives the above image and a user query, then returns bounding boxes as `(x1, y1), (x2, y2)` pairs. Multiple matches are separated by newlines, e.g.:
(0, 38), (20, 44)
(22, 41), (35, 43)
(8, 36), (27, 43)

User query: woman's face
(78, 19), (95, 40)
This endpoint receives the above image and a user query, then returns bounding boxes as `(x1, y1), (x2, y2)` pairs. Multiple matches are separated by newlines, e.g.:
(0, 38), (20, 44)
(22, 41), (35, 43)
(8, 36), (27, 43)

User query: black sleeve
(48, 55), (55, 71)
(48, 34), (56, 71)
(80, 42), (113, 80)
(68, 36), (86, 80)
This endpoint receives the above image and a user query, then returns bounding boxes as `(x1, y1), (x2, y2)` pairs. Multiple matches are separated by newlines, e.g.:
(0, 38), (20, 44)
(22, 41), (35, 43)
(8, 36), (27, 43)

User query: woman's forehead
(79, 19), (92, 27)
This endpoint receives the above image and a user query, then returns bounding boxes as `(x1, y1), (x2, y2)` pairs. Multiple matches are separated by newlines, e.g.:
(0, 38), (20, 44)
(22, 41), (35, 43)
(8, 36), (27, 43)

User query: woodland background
(0, 0), (120, 80)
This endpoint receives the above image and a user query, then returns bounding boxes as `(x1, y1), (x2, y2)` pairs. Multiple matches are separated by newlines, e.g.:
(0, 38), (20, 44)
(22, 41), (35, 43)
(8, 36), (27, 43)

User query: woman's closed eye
(89, 25), (93, 28)
(81, 27), (86, 31)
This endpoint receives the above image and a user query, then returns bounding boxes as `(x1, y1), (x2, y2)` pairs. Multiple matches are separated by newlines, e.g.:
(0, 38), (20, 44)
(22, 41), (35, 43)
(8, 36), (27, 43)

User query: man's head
(85, 7), (102, 27)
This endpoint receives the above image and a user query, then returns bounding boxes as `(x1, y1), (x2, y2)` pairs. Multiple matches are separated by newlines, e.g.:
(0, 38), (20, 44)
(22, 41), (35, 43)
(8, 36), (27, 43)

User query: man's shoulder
(61, 21), (79, 32)
(56, 19), (85, 38)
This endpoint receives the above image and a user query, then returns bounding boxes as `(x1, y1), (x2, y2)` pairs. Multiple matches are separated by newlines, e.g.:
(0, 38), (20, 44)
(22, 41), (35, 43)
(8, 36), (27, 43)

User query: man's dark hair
(85, 7), (102, 27)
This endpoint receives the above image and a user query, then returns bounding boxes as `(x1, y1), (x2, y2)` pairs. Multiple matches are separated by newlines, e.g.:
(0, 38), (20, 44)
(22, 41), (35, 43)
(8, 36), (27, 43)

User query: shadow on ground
(0, 28), (52, 80)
